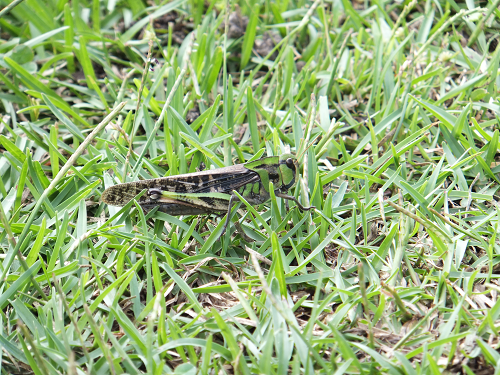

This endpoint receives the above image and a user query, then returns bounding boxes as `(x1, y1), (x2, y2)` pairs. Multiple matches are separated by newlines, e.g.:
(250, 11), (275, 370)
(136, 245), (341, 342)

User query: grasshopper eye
(286, 158), (294, 169)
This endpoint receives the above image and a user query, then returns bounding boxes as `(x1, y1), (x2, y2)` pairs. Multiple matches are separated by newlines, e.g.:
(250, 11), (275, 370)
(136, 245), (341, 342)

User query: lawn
(0, 0), (499, 373)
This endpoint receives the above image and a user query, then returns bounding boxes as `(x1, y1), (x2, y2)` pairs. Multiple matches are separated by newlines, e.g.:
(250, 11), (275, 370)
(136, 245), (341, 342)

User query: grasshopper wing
(101, 164), (260, 208)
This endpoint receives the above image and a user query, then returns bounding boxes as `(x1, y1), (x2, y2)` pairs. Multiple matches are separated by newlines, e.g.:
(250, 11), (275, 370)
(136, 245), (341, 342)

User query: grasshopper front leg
(275, 192), (315, 211)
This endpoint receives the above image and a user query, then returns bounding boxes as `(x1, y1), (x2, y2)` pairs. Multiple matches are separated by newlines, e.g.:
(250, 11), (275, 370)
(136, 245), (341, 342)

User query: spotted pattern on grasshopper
(101, 154), (314, 234)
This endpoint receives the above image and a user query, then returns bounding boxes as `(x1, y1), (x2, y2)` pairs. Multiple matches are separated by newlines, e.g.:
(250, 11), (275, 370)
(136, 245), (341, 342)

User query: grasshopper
(101, 154), (314, 235)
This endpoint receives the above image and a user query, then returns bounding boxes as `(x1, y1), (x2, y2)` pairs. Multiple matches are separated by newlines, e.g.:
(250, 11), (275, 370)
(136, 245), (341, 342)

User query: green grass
(1, 0), (500, 373)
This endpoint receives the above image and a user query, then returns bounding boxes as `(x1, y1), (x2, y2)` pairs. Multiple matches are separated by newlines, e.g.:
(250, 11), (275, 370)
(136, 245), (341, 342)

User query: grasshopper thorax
(244, 153), (300, 194)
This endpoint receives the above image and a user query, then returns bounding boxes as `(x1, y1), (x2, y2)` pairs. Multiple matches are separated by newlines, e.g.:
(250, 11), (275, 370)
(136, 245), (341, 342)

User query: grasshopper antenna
(296, 132), (322, 162)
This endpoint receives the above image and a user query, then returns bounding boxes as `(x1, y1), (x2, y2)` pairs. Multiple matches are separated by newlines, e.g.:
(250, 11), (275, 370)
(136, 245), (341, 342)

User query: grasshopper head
(278, 154), (299, 192)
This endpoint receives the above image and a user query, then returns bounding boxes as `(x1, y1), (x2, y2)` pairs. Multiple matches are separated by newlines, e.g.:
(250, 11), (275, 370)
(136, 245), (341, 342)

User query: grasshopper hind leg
(221, 194), (254, 242)
(222, 194), (239, 236)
